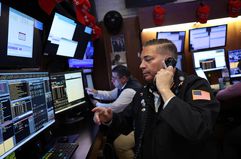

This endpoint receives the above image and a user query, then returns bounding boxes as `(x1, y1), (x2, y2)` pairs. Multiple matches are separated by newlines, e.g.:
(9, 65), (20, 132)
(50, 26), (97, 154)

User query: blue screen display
(68, 41), (94, 68)
(228, 49), (241, 78)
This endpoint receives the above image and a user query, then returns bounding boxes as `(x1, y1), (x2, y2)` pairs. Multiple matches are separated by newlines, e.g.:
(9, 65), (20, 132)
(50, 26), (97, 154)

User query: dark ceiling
(0, 0), (95, 23)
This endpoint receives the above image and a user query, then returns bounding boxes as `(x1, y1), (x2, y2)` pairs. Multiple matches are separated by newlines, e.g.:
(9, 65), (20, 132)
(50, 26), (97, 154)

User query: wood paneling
(123, 17), (144, 84)
(93, 17), (144, 89)
(138, 0), (230, 30)
(92, 23), (113, 90)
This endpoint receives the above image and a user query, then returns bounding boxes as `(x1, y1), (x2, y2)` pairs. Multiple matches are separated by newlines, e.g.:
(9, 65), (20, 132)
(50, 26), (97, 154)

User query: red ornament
(73, 0), (91, 13)
(228, 0), (241, 17)
(92, 25), (102, 40)
(152, 5), (166, 26)
(75, 7), (86, 25)
(196, 3), (210, 24)
(84, 12), (96, 26)
(74, 0), (93, 25)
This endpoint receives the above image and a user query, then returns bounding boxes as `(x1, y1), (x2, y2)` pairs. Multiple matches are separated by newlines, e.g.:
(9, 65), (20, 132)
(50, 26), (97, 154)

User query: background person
(86, 64), (142, 113)
(86, 64), (142, 159)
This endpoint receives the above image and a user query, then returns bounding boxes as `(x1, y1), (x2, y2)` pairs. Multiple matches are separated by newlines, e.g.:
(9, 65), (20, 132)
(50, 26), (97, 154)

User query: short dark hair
(112, 65), (130, 78)
(143, 39), (178, 59)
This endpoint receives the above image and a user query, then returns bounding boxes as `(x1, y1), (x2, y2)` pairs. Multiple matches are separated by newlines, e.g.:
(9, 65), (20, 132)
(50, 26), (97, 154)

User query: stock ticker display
(0, 72), (55, 158)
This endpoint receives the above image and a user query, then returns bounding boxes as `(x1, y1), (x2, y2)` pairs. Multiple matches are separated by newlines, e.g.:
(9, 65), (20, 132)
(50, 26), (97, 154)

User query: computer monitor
(82, 72), (94, 89)
(86, 74), (94, 89)
(156, 31), (186, 54)
(0, 3), (44, 69)
(192, 49), (226, 72)
(228, 49), (241, 78)
(0, 72), (55, 159)
(68, 41), (94, 68)
(50, 70), (86, 114)
(189, 24), (227, 52)
(176, 55), (183, 71)
(44, 12), (92, 58)
(195, 68), (208, 81)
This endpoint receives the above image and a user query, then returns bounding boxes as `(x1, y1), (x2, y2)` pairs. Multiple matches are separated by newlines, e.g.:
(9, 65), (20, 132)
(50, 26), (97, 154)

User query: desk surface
(71, 123), (99, 159)
(54, 116), (99, 159)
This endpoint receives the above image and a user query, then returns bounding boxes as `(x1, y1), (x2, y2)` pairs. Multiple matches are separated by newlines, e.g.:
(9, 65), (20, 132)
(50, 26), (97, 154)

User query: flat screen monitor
(156, 31), (186, 54)
(50, 71), (86, 114)
(176, 55), (183, 71)
(82, 69), (92, 73)
(68, 41), (94, 68)
(189, 24), (227, 52)
(85, 74), (94, 89)
(193, 49), (226, 72)
(0, 3), (44, 69)
(195, 68), (208, 81)
(0, 72), (55, 159)
(228, 49), (241, 78)
(82, 72), (94, 89)
(44, 13), (92, 58)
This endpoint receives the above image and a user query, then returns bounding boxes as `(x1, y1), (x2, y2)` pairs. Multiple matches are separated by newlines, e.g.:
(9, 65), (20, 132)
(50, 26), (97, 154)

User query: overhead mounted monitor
(50, 70), (86, 114)
(0, 3), (44, 69)
(189, 24), (227, 52)
(192, 49), (226, 72)
(68, 41), (94, 68)
(228, 49), (241, 78)
(156, 31), (186, 54)
(44, 12), (92, 58)
(0, 72), (55, 159)
(176, 55), (183, 71)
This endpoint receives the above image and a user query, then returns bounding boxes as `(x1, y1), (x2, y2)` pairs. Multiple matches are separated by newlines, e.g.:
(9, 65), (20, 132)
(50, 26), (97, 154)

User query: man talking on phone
(92, 39), (220, 159)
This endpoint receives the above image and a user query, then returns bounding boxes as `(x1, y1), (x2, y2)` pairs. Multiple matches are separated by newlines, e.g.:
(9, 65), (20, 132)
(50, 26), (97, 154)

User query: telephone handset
(150, 57), (177, 92)
(164, 57), (177, 68)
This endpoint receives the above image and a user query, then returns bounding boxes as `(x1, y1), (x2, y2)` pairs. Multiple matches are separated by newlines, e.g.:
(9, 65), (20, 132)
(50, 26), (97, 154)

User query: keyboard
(42, 143), (79, 159)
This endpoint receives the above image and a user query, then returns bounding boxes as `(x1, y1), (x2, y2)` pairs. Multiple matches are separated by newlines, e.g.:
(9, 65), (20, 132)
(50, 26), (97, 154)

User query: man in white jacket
(86, 65), (142, 159)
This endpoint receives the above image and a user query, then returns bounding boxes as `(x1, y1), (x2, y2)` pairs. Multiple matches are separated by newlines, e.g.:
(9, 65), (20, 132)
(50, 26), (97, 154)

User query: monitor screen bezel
(176, 54), (183, 71)
(192, 48), (227, 72)
(0, 3), (44, 69)
(227, 49), (241, 78)
(189, 24), (227, 52)
(49, 70), (86, 114)
(68, 41), (94, 69)
(82, 71), (94, 89)
(156, 31), (186, 54)
(0, 71), (55, 159)
(43, 12), (92, 59)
